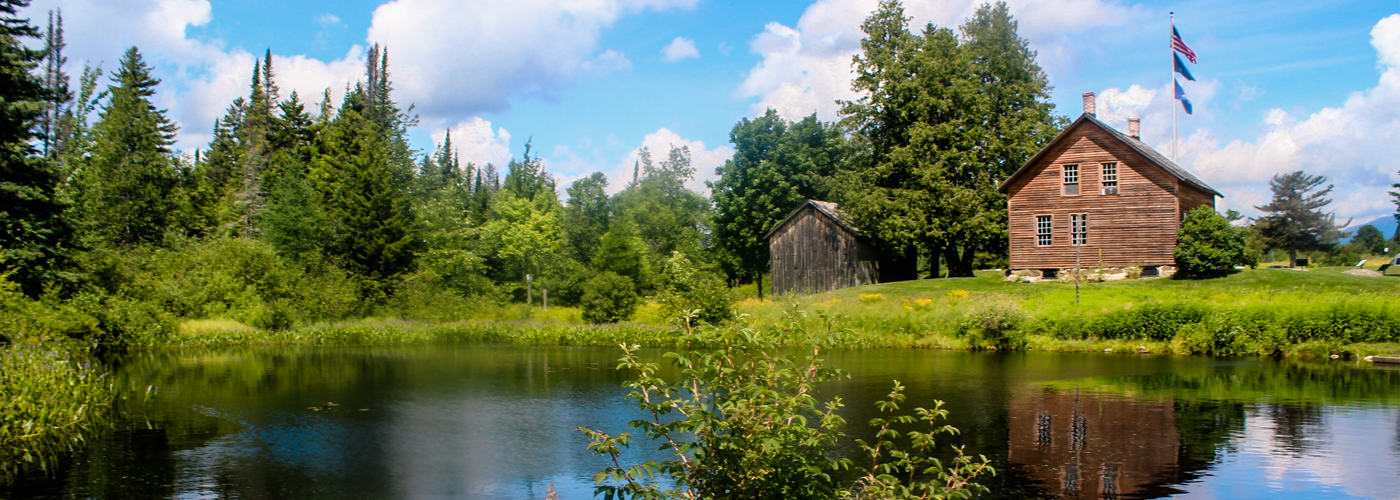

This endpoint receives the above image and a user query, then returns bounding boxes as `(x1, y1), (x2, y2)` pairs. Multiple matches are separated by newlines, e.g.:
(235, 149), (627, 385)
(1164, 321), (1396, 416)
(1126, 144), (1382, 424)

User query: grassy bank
(121, 267), (1400, 359)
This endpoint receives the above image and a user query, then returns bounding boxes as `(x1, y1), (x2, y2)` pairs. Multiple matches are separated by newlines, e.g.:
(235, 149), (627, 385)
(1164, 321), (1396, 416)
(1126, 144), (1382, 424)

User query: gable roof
(764, 200), (865, 240)
(997, 113), (1223, 198)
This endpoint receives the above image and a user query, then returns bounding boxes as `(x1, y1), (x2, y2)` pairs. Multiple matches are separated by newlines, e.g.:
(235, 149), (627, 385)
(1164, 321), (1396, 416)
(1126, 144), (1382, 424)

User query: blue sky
(24, 0), (1400, 222)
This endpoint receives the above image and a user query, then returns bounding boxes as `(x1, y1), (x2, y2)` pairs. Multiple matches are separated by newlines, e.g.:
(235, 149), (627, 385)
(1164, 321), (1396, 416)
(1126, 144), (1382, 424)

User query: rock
(1365, 355), (1375, 362)
(1137, 346), (1149, 354)
(1329, 354), (1341, 359)
(1103, 348), (1113, 353)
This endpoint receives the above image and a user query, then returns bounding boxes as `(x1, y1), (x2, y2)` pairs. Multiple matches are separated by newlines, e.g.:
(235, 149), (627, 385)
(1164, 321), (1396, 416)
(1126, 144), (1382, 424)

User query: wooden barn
(766, 200), (880, 295)
(997, 92), (1222, 276)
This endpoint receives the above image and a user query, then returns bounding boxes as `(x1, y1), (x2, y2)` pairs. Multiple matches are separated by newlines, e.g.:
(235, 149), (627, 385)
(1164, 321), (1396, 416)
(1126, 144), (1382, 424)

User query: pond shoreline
(125, 319), (1400, 360)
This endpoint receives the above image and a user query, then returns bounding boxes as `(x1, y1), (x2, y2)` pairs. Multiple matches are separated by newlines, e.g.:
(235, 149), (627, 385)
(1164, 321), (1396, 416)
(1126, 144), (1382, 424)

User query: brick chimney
(1128, 117), (1141, 140)
(1082, 92), (1096, 117)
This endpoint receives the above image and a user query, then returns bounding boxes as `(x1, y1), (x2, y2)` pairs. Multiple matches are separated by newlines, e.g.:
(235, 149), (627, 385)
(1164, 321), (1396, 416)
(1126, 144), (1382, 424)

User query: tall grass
(0, 340), (123, 480)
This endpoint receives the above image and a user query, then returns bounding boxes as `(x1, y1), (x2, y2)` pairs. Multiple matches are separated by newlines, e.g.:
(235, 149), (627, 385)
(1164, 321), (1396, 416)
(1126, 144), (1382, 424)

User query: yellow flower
(859, 294), (885, 302)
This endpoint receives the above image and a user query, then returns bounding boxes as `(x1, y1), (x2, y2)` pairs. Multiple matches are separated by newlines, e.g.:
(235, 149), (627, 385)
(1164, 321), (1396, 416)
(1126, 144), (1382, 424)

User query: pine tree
(0, 0), (73, 294)
(1255, 170), (1347, 265)
(78, 47), (181, 247)
(39, 8), (69, 158)
(503, 141), (556, 204)
(308, 54), (420, 294)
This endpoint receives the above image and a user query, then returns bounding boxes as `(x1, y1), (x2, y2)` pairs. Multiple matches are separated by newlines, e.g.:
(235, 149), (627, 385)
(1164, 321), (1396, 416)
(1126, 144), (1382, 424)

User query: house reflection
(1008, 388), (1205, 499)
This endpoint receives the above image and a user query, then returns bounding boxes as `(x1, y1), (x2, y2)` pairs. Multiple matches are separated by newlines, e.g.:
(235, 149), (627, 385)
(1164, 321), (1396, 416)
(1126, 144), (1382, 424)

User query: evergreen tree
(502, 141), (556, 204)
(0, 0), (72, 294)
(76, 47), (180, 247)
(1254, 170), (1346, 265)
(309, 64), (420, 294)
(710, 110), (842, 297)
(1391, 168), (1399, 233)
(38, 8), (69, 158)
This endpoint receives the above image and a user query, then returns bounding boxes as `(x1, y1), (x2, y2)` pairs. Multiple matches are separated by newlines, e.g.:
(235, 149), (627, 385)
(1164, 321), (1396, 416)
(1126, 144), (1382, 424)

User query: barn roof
(764, 200), (865, 240)
(997, 113), (1223, 198)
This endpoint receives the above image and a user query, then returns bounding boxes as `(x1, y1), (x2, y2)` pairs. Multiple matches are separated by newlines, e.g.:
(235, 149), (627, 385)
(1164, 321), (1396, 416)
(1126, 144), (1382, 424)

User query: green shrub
(656, 251), (734, 325)
(1175, 206), (1252, 276)
(581, 272), (639, 324)
(1081, 302), (1210, 341)
(576, 319), (992, 499)
(956, 301), (1027, 350)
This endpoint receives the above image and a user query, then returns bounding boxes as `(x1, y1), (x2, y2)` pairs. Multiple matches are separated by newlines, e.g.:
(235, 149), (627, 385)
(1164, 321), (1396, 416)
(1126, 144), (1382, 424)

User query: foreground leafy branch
(578, 311), (993, 499)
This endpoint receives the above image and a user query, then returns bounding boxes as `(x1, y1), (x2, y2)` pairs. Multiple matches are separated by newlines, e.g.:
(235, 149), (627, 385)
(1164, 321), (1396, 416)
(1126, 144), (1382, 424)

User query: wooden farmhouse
(998, 92), (1222, 277)
(766, 200), (880, 295)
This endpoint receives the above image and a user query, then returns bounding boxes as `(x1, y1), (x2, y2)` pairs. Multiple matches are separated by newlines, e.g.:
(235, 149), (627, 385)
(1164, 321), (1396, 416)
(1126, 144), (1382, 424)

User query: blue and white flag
(1174, 79), (1193, 115)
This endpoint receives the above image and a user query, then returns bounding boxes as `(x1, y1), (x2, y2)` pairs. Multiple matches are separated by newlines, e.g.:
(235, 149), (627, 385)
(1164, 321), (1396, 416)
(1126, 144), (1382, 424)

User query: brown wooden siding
(1006, 125), (1204, 270)
(769, 205), (879, 295)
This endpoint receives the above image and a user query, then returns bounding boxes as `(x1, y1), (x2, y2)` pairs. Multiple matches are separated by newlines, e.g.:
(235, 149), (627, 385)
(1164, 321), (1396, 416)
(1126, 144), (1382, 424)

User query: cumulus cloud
(1176, 14), (1400, 219)
(364, 0), (695, 121)
(29, 0), (695, 149)
(737, 0), (1147, 121)
(432, 117), (514, 169)
(604, 128), (734, 195)
(661, 36), (699, 62)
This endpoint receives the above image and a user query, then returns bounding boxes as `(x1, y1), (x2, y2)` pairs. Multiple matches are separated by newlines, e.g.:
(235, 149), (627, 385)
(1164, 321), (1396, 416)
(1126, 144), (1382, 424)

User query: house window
(1037, 215), (1053, 246)
(1071, 213), (1088, 246)
(1101, 163), (1118, 194)
(1062, 164), (1079, 196)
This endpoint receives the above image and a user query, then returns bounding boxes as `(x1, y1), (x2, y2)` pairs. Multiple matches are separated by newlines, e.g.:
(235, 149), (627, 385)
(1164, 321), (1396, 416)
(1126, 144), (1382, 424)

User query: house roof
(997, 113), (1223, 198)
(764, 200), (865, 240)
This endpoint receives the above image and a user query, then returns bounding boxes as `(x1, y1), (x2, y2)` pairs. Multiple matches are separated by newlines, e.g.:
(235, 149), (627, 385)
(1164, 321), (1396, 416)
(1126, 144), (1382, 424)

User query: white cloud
(661, 36), (699, 62)
(607, 128), (734, 195)
(432, 117), (514, 169)
(1176, 14), (1400, 220)
(737, 0), (1147, 121)
(29, 0), (695, 149)
(364, 0), (696, 121)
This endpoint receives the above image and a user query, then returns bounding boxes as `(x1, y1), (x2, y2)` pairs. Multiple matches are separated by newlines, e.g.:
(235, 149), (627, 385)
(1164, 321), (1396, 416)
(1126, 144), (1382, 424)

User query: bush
(956, 301), (1027, 350)
(1080, 302), (1210, 341)
(576, 319), (992, 499)
(581, 272), (639, 324)
(1175, 206), (1252, 276)
(656, 251), (734, 325)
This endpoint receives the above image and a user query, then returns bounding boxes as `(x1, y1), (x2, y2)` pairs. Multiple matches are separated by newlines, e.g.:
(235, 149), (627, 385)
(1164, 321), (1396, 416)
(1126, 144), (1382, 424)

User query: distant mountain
(1339, 216), (1398, 244)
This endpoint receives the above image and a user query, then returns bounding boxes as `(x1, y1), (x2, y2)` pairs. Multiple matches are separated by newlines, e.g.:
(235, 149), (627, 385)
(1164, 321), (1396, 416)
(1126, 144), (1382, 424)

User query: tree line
(1, 0), (1393, 337)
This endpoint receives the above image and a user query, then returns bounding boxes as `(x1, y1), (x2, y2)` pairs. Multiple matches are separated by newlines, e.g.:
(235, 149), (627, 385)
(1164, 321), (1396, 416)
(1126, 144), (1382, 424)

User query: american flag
(1172, 26), (1197, 64)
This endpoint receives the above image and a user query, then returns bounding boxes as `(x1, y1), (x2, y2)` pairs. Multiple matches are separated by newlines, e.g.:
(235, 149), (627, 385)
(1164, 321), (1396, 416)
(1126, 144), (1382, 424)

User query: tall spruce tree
(38, 8), (68, 158)
(710, 110), (843, 297)
(308, 53), (420, 294)
(1255, 170), (1346, 265)
(0, 0), (72, 294)
(79, 47), (180, 247)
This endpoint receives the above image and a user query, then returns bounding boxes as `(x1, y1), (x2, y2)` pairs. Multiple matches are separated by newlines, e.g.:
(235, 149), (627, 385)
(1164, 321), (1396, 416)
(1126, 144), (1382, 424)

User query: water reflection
(3, 347), (1398, 499)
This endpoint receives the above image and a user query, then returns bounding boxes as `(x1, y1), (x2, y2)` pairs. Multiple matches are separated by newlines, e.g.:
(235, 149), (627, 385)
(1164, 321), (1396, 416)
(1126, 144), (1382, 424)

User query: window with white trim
(1063, 164), (1079, 196)
(1071, 213), (1088, 246)
(1037, 215), (1053, 246)
(1101, 163), (1118, 193)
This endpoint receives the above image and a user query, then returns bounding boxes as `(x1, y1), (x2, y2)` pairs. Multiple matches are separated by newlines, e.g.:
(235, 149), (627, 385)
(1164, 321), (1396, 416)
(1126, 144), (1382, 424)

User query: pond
(5, 345), (1399, 499)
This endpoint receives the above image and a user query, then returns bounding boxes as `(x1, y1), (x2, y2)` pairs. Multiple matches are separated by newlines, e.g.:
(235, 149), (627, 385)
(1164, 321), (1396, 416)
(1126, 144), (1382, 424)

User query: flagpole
(1171, 12), (1178, 163)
